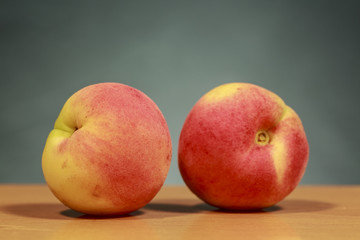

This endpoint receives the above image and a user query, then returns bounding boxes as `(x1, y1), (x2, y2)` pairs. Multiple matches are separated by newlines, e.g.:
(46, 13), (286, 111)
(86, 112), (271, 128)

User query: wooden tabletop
(0, 185), (359, 239)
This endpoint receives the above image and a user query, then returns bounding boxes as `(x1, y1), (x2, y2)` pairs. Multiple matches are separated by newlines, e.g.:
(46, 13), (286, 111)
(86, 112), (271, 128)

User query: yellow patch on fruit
(271, 135), (287, 184)
(202, 83), (250, 103)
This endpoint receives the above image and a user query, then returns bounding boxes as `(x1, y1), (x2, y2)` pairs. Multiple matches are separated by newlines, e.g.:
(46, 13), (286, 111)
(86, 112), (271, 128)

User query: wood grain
(1, 185), (359, 239)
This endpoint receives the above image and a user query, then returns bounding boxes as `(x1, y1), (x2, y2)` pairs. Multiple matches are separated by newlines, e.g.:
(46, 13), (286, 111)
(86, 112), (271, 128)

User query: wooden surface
(0, 185), (359, 239)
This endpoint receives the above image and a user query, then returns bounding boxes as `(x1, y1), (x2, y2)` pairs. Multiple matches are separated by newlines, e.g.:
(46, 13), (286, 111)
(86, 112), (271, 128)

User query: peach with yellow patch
(178, 83), (308, 210)
(42, 83), (172, 215)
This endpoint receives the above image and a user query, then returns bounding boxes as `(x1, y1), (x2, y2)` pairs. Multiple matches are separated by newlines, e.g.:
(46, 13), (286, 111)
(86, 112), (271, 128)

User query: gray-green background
(1, 0), (359, 184)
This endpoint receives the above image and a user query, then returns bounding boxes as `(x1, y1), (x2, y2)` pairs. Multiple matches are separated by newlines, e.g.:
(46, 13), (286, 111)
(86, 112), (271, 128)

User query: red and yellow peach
(178, 83), (309, 210)
(42, 83), (172, 215)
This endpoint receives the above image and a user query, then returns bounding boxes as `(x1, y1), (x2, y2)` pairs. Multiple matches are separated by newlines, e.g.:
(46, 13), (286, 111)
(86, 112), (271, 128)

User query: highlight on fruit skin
(42, 82), (172, 215)
(178, 82), (309, 210)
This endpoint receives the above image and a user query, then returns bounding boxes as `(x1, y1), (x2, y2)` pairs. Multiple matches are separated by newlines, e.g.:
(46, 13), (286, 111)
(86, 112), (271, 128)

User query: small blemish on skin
(58, 139), (68, 153)
(61, 160), (68, 169)
(92, 185), (101, 198)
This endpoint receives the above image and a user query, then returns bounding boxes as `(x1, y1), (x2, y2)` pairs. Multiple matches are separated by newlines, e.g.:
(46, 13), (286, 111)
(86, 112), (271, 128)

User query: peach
(178, 83), (309, 210)
(42, 83), (172, 215)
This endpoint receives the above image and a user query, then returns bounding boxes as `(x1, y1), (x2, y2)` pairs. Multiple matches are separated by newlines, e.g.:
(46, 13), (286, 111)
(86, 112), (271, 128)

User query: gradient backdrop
(1, 0), (359, 184)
